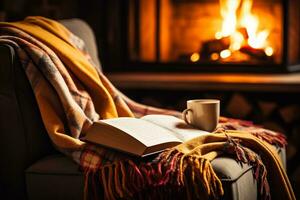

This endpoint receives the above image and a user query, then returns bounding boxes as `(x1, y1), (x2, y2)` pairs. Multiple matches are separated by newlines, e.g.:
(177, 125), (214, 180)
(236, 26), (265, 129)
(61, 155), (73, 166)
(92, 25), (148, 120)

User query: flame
(240, 0), (258, 39)
(216, 0), (273, 59)
(218, 0), (241, 38)
(239, 0), (269, 49)
(248, 29), (269, 49)
(230, 31), (244, 51)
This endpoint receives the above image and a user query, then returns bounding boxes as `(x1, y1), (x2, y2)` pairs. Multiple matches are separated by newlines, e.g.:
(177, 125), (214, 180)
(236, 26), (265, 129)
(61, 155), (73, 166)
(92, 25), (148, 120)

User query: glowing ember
(215, 0), (273, 60)
(264, 47), (274, 57)
(220, 49), (231, 59)
(211, 53), (220, 61)
(190, 53), (200, 62)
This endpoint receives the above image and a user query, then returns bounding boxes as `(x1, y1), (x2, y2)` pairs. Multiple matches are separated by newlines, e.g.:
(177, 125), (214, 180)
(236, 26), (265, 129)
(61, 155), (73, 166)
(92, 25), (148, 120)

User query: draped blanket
(0, 17), (295, 200)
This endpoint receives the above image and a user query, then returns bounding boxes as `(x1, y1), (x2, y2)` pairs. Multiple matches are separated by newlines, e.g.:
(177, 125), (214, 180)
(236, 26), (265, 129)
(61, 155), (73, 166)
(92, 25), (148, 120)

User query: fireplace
(99, 0), (300, 73)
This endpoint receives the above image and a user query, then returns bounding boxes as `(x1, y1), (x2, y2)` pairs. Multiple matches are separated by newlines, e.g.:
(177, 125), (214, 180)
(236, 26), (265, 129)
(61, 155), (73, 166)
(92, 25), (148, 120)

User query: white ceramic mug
(182, 99), (220, 132)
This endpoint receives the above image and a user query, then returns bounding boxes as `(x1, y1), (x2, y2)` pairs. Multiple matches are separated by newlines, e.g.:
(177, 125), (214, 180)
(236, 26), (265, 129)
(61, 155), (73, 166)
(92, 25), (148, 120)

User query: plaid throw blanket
(0, 17), (295, 200)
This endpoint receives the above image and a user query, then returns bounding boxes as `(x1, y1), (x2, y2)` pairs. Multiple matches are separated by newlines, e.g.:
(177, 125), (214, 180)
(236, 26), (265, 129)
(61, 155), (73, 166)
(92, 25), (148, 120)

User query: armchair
(0, 18), (286, 200)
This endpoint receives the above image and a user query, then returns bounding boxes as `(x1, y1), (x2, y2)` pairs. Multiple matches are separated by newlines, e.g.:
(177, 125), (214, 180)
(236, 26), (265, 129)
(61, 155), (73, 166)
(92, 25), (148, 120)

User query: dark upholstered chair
(0, 18), (286, 200)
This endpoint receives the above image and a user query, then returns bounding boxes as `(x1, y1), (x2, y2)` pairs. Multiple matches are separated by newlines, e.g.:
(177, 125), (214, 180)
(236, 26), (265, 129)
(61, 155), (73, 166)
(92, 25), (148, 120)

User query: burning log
(200, 37), (230, 59)
(237, 27), (249, 39)
(240, 46), (273, 61)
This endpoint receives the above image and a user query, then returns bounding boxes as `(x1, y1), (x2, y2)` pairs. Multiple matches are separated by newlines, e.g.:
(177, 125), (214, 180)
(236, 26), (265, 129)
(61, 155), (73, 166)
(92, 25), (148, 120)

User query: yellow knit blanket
(0, 17), (295, 200)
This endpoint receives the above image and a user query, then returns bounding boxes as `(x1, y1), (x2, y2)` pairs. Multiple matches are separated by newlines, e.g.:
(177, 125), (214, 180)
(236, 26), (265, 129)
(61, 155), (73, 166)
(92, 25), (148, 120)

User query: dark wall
(1, 0), (79, 21)
(0, 0), (125, 71)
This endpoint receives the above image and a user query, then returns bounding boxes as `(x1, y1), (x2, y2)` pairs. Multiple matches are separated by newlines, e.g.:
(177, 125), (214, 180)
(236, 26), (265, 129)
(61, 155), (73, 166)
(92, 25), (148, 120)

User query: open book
(82, 114), (210, 157)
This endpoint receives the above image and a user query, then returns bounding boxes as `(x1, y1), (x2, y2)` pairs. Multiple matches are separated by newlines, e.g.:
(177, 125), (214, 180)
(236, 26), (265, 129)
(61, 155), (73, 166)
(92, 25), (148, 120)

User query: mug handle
(182, 108), (192, 125)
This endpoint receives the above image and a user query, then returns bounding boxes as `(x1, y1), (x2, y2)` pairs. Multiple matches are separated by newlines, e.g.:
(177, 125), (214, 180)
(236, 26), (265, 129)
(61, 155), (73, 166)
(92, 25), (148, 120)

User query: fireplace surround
(99, 0), (300, 73)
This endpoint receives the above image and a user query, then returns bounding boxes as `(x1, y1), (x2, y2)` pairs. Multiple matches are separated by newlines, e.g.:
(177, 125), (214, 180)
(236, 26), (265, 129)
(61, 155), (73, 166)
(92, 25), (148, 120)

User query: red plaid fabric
(80, 144), (129, 170)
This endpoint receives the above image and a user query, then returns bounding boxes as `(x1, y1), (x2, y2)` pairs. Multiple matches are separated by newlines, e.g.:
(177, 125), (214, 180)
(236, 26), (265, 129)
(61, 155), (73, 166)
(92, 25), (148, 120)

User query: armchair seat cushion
(25, 155), (84, 200)
(211, 158), (257, 200)
(27, 152), (282, 200)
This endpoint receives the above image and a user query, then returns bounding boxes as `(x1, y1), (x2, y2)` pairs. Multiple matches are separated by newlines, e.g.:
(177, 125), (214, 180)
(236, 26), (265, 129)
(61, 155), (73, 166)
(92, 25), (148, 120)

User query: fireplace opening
(101, 0), (300, 73)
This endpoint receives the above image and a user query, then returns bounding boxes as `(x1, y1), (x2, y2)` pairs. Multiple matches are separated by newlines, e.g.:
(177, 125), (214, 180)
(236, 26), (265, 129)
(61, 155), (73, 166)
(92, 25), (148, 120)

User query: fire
(218, 0), (240, 38)
(239, 0), (269, 49)
(215, 0), (273, 59)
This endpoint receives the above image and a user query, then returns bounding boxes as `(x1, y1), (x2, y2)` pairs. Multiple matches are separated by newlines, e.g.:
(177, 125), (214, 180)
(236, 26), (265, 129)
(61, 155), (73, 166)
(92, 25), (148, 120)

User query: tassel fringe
(83, 149), (224, 200)
(223, 134), (271, 200)
(217, 121), (287, 148)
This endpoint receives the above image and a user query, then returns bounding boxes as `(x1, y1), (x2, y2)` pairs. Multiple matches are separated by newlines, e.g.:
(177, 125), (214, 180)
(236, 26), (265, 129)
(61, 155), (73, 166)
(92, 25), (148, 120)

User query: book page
(141, 115), (211, 142)
(102, 117), (181, 147)
(83, 121), (147, 156)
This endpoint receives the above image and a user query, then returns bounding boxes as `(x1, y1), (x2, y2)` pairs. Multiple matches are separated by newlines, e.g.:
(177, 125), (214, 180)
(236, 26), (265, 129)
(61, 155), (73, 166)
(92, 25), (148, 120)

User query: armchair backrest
(61, 18), (102, 71)
(0, 18), (101, 199)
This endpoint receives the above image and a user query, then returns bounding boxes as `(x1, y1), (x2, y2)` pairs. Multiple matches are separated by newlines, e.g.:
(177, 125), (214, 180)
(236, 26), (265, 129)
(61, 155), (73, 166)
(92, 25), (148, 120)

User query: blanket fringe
(83, 149), (224, 200)
(216, 121), (287, 148)
(250, 130), (287, 149)
(224, 134), (271, 200)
